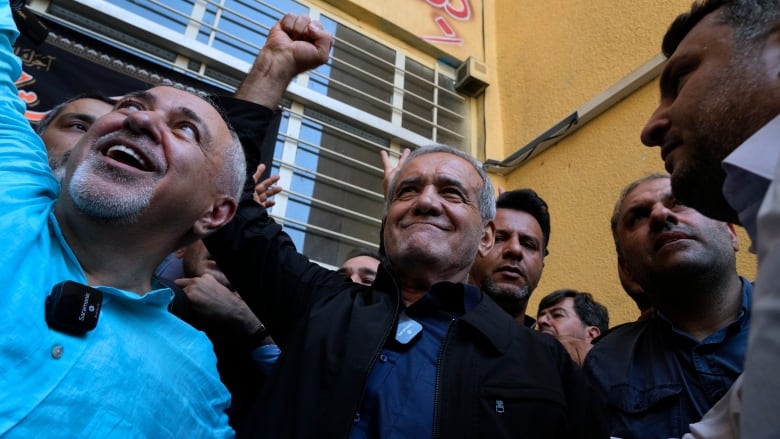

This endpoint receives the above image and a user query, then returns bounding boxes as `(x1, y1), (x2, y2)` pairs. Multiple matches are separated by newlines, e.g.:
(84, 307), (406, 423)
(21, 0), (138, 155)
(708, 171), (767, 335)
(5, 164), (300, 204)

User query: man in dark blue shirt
(208, 145), (609, 438)
(583, 173), (751, 439)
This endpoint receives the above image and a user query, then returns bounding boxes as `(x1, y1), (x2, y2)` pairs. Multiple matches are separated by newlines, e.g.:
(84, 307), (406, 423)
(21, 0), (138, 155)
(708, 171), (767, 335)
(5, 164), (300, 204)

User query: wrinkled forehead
(622, 178), (672, 210)
(142, 86), (232, 144)
(138, 86), (218, 114)
(398, 152), (482, 188)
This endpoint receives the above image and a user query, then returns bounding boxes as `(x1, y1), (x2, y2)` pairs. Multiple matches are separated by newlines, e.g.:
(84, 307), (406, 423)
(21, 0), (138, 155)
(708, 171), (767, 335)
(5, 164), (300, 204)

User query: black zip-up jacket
(205, 200), (608, 438)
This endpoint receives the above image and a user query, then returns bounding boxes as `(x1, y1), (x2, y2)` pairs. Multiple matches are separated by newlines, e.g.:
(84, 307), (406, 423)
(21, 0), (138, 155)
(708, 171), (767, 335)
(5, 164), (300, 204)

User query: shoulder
(583, 319), (666, 378)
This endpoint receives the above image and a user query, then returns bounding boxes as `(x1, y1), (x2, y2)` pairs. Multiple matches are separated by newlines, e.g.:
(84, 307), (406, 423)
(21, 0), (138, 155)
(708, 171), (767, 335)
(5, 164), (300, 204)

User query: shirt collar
(722, 115), (780, 247)
(410, 281), (482, 316)
(96, 284), (175, 308)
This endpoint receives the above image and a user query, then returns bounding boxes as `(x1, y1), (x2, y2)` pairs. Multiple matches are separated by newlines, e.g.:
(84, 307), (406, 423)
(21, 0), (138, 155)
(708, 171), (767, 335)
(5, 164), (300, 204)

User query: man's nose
(640, 105), (670, 147)
(649, 203), (678, 230)
(123, 109), (164, 143)
(503, 236), (524, 259)
(412, 186), (442, 215)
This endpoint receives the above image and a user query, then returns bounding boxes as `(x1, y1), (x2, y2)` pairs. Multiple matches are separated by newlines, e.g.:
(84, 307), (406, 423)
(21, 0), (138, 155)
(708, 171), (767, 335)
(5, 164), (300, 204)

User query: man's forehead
(60, 98), (113, 114)
(541, 297), (575, 313)
(623, 179), (672, 207)
(134, 86), (216, 112)
(669, 10), (732, 61)
(495, 208), (542, 233)
(400, 153), (480, 183)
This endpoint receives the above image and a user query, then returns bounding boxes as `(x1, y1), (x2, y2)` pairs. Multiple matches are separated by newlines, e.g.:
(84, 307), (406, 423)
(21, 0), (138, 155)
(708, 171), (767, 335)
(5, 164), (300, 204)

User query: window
(37, 0), (471, 267)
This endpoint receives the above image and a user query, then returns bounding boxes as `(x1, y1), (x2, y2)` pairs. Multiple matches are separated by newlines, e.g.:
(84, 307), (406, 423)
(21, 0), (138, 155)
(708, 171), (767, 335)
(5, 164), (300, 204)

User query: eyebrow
(122, 90), (213, 148)
(539, 305), (568, 317)
(358, 268), (377, 277)
(57, 112), (97, 124)
(397, 174), (470, 194)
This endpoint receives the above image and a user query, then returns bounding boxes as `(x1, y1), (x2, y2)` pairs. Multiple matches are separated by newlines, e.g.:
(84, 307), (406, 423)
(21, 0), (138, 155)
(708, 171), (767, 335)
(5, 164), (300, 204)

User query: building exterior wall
(489, 0), (757, 324)
(26, 0), (757, 326)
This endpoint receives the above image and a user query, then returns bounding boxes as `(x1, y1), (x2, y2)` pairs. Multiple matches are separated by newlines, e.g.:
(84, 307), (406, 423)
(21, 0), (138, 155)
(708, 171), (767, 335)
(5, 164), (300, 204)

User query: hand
(274, 13), (333, 77)
(380, 148), (410, 198)
(175, 273), (262, 336)
(235, 13), (334, 108)
(252, 164), (282, 207)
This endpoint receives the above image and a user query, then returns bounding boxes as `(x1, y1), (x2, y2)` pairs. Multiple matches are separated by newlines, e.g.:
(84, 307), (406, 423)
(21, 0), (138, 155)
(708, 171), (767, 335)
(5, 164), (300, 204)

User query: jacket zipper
(342, 275), (401, 437)
(432, 319), (455, 439)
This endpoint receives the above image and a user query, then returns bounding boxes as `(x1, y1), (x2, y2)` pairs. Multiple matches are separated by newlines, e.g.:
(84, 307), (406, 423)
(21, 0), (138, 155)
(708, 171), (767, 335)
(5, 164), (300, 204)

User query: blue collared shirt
(350, 282), (482, 438)
(0, 6), (232, 437)
(583, 278), (752, 439)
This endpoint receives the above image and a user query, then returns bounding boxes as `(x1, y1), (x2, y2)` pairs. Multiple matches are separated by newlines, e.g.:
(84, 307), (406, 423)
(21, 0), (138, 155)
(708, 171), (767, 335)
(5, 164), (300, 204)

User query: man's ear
(585, 325), (601, 343)
(193, 196), (238, 237)
(764, 23), (780, 80)
(617, 255), (637, 287)
(478, 220), (496, 257)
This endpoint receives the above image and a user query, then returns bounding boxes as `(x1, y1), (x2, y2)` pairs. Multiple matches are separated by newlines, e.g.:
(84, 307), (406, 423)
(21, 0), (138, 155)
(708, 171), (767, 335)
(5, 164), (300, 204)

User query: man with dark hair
(536, 289), (608, 365)
(207, 144), (607, 438)
(35, 92), (115, 180)
(470, 188), (551, 326)
(583, 173), (752, 438)
(640, 1), (780, 436)
(337, 247), (382, 286)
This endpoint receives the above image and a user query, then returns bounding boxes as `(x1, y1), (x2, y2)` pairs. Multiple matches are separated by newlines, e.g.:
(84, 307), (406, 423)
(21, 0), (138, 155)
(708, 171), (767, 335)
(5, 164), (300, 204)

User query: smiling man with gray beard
(0, 1), (247, 434)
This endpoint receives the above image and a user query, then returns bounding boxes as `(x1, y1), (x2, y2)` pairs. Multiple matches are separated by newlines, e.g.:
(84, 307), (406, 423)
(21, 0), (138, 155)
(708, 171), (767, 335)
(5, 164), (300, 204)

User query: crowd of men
(0, 0), (777, 437)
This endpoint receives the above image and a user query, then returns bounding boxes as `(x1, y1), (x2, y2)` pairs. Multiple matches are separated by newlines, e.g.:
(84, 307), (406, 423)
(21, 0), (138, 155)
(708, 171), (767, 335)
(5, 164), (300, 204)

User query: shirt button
(51, 344), (64, 359)
(379, 354), (388, 363)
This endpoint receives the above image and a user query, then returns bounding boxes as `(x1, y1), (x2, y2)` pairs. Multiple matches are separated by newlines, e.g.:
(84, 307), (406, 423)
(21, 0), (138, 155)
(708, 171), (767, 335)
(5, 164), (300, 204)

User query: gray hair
(384, 144), (496, 222)
(217, 131), (246, 201)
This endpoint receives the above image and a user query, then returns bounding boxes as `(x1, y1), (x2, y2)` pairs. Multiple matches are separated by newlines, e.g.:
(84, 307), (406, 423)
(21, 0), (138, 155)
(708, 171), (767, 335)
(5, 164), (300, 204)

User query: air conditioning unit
(455, 56), (489, 97)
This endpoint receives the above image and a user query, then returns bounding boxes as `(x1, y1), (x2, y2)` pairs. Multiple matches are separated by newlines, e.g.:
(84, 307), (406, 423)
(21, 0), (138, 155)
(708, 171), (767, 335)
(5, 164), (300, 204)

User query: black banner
(13, 17), (228, 125)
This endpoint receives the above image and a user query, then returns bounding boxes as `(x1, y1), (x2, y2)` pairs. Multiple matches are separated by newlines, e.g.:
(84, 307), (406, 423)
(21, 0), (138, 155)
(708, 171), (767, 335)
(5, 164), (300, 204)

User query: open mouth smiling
(105, 145), (149, 171)
(98, 139), (159, 173)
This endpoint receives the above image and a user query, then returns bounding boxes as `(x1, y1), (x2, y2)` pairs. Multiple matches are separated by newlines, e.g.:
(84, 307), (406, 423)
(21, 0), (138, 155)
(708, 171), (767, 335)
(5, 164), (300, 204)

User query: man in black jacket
(206, 141), (608, 437)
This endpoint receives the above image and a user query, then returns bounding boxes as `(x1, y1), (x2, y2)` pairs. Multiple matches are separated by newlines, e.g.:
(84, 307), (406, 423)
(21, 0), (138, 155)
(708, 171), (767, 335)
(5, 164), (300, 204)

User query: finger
(380, 150), (392, 173)
(291, 13), (311, 39)
(260, 174), (281, 188)
(279, 13), (297, 34)
(174, 277), (193, 287)
(399, 148), (410, 164)
(252, 164), (266, 185)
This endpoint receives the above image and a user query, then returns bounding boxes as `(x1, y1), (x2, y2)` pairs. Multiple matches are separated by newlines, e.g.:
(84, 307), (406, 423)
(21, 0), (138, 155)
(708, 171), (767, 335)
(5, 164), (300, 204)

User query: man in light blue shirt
(0, 1), (244, 436)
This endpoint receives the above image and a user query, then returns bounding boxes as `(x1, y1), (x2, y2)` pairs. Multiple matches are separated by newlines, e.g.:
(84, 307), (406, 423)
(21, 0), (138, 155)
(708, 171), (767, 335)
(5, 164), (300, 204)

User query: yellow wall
(322, 0), (486, 61)
(316, 0), (757, 326)
(488, 0), (757, 324)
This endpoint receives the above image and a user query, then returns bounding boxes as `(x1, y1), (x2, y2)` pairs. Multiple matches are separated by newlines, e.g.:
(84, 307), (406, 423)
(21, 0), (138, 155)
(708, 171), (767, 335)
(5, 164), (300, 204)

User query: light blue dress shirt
(0, 3), (232, 437)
